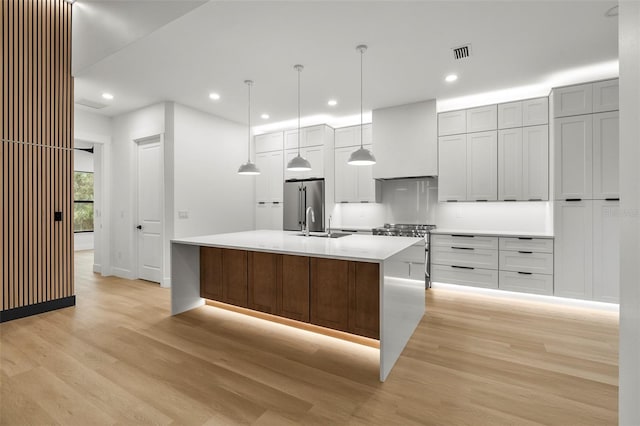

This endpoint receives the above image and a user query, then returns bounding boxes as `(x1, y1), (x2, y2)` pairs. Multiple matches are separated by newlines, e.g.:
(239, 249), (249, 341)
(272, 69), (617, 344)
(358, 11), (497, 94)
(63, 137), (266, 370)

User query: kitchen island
(170, 230), (426, 381)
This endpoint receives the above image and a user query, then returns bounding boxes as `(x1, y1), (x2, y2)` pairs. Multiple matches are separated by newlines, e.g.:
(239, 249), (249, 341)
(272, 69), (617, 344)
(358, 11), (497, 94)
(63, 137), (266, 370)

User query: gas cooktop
(371, 223), (436, 237)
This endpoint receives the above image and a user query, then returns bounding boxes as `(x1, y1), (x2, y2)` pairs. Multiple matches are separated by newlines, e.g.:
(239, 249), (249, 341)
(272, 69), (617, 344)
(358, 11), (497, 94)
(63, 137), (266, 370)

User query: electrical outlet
(178, 210), (189, 219)
(54, 211), (62, 222)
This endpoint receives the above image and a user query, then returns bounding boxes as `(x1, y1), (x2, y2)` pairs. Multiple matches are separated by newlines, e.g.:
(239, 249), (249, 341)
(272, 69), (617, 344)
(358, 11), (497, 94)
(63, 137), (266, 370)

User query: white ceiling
(72, 1), (619, 127)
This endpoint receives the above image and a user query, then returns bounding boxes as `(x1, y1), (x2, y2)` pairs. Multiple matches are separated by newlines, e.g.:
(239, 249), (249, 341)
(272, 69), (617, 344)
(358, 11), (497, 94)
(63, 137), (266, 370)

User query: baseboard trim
(0, 296), (76, 323)
(112, 267), (134, 280)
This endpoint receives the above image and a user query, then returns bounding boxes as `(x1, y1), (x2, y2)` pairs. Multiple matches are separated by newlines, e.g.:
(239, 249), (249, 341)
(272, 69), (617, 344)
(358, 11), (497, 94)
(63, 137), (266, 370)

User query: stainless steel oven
(372, 224), (436, 288)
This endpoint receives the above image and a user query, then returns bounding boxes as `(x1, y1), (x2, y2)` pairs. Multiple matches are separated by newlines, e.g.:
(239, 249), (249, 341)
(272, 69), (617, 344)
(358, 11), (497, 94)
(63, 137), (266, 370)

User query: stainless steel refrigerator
(283, 178), (325, 232)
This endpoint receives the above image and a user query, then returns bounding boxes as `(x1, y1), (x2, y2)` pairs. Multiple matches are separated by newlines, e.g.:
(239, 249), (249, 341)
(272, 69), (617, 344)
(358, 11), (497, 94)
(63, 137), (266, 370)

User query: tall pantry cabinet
(552, 79), (620, 303)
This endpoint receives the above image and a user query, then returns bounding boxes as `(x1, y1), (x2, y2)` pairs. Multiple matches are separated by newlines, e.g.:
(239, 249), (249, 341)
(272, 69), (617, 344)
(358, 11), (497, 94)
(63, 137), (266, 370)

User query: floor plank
(0, 250), (619, 425)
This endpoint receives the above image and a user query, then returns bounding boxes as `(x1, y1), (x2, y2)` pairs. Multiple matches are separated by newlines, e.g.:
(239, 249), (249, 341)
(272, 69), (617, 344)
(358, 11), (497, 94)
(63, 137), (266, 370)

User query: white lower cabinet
(255, 202), (283, 230)
(432, 233), (554, 296)
(592, 200), (620, 303)
(553, 200), (593, 299)
(432, 265), (499, 289)
(499, 271), (553, 295)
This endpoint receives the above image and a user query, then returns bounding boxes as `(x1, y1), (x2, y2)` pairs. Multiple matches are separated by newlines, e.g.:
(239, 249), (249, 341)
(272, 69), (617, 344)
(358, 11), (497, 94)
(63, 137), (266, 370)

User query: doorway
(135, 137), (163, 283)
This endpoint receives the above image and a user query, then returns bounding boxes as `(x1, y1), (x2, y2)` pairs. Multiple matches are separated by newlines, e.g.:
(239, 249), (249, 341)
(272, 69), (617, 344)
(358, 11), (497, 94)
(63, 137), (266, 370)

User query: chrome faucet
(305, 206), (315, 237)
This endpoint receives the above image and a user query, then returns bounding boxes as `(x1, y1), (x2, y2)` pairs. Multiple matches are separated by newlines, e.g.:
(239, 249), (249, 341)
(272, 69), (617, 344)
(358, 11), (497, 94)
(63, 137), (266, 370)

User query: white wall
(73, 108), (112, 272)
(618, 3), (640, 424)
(173, 103), (254, 238)
(109, 103), (166, 279)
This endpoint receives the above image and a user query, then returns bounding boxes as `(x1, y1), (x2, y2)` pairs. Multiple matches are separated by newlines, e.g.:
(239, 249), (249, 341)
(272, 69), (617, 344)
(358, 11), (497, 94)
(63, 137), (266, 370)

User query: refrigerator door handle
(302, 185), (307, 229)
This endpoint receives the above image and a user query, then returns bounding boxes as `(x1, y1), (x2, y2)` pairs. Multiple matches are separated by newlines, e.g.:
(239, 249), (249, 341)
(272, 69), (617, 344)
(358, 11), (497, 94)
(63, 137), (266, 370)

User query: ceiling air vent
(76, 98), (108, 109)
(452, 44), (472, 60)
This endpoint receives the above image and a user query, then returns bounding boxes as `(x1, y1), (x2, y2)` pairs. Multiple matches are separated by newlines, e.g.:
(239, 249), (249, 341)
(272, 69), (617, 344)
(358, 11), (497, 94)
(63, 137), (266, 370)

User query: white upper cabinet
(372, 100), (438, 179)
(522, 125), (549, 201)
(466, 105), (497, 133)
(592, 79), (619, 113)
(255, 132), (284, 153)
(466, 131), (498, 201)
(334, 146), (358, 202)
(255, 150), (283, 203)
(284, 125), (330, 150)
(437, 134), (467, 201)
(334, 124), (372, 148)
(334, 144), (379, 203)
(522, 97), (549, 126)
(553, 200), (593, 300)
(592, 199), (620, 303)
(498, 128), (523, 200)
(553, 83), (593, 118)
(284, 146), (324, 180)
(438, 110), (466, 136)
(554, 115), (593, 200)
(593, 111), (619, 199)
(498, 101), (523, 129)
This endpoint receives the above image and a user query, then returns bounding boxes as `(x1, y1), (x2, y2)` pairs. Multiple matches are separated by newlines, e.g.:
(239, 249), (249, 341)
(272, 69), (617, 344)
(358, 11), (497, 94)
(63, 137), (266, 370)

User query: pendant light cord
(297, 66), (301, 156)
(247, 81), (251, 162)
(360, 47), (364, 149)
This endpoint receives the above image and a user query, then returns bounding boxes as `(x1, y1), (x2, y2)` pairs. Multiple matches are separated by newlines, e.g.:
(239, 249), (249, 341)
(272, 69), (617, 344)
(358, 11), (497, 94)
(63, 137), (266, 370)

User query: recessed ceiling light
(261, 113), (270, 120)
(209, 92), (221, 100)
(605, 5), (618, 17)
(327, 99), (338, 106)
(445, 74), (458, 83)
(101, 92), (114, 100)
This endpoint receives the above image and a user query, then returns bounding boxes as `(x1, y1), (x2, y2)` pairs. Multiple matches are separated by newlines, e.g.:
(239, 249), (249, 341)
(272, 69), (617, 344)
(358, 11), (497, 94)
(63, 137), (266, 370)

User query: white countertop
(172, 230), (423, 262)
(430, 229), (554, 238)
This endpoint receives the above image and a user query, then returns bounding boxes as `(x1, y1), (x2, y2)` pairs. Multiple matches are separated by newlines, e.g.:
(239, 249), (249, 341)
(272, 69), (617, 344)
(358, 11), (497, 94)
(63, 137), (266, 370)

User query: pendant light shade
(348, 44), (376, 166)
(287, 64), (312, 172)
(238, 79), (261, 176)
(348, 146), (376, 165)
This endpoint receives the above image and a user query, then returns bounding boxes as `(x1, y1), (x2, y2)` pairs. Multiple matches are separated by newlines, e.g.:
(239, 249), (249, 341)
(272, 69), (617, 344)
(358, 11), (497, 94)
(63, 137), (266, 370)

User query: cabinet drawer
(432, 247), (498, 269)
(431, 234), (498, 250)
(432, 264), (498, 289)
(499, 237), (553, 253)
(499, 251), (553, 274)
(499, 271), (553, 295)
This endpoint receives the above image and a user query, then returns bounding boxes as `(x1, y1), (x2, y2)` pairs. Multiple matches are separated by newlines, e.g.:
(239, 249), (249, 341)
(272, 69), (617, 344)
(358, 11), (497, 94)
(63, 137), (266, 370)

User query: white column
(618, 2), (640, 424)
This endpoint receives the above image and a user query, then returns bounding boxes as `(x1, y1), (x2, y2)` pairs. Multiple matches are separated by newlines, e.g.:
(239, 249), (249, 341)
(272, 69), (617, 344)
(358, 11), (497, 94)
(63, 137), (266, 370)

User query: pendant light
(348, 45), (376, 166)
(286, 64), (312, 171)
(237, 80), (261, 175)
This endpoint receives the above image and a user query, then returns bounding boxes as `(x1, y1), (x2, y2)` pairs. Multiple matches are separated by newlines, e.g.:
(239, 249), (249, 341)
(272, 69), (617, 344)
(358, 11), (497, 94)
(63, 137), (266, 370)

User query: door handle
(136, 225), (142, 230)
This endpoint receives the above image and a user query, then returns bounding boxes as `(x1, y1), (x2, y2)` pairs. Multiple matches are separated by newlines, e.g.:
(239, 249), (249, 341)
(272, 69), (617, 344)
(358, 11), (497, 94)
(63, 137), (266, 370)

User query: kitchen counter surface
(172, 230), (423, 262)
(430, 229), (554, 238)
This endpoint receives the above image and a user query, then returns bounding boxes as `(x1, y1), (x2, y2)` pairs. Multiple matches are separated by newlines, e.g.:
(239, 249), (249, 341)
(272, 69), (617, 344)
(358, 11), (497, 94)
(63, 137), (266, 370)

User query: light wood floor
(1, 251), (619, 425)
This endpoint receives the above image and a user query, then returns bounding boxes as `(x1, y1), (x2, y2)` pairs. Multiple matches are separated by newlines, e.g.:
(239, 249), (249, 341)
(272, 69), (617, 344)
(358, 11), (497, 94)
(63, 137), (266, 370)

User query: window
(74, 171), (94, 233)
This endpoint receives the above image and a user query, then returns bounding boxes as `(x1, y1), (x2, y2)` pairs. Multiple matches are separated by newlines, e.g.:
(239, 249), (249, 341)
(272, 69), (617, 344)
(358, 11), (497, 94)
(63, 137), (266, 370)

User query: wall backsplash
(331, 176), (552, 234)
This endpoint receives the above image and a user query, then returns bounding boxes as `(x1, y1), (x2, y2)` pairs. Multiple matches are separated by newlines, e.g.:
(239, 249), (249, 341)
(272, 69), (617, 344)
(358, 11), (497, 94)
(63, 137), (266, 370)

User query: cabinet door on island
(310, 257), (380, 339)
(200, 247), (223, 301)
(248, 251), (279, 314)
(222, 249), (249, 307)
(278, 255), (310, 322)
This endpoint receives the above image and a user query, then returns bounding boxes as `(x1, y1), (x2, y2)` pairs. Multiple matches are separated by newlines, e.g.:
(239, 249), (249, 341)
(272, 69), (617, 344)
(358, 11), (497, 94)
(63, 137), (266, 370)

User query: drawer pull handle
(528, 198), (542, 201)
(504, 199), (517, 202)
(476, 199), (488, 202)
(451, 234), (474, 238)
(518, 251), (533, 254)
(605, 198), (620, 201)
(452, 265), (474, 270)
(565, 198), (582, 202)
(446, 200), (459, 203)
(258, 201), (266, 205)
(518, 272), (532, 275)
(272, 201), (280, 205)
(452, 246), (474, 250)
(518, 237), (533, 240)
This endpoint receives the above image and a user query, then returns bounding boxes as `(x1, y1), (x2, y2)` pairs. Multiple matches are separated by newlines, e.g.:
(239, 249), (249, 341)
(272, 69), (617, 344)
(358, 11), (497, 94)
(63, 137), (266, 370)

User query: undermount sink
(295, 232), (351, 239)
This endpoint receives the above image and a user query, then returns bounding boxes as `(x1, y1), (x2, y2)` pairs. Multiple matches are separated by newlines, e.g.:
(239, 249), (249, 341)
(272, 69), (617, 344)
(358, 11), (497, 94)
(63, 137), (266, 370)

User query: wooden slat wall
(1, 0), (74, 312)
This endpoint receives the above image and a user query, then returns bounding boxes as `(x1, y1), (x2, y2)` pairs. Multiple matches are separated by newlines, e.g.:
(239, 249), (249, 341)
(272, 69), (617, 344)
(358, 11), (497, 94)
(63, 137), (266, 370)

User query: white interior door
(137, 141), (163, 283)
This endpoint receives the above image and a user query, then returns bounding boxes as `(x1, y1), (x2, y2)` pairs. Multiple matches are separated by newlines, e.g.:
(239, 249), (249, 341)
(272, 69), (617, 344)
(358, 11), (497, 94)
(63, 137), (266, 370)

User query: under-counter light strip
(431, 282), (620, 313)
